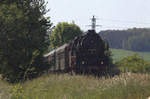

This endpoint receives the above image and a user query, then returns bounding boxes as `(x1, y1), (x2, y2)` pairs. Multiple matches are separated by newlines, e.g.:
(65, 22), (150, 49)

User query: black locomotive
(44, 30), (111, 74)
(71, 30), (111, 72)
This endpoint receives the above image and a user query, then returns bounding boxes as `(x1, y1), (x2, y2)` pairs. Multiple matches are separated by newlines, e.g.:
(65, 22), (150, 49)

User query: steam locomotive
(44, 30), (111, 74)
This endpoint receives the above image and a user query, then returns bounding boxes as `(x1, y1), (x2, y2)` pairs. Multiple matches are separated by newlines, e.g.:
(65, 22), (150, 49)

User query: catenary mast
(90, 16), (101, 31)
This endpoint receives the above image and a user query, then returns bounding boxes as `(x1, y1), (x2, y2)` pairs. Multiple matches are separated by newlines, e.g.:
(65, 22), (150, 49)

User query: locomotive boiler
(44, 30), (111, 74)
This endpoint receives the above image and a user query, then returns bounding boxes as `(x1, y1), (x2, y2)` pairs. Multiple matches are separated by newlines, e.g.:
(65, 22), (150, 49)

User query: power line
(100, 18), (150, 25)
(102, 25), (130, 29)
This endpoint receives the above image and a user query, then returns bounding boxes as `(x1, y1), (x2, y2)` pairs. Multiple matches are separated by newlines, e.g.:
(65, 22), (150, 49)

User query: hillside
(1, 73), (150, 99)
(111, 49), (150, 62)
(99, 28), (150, 52)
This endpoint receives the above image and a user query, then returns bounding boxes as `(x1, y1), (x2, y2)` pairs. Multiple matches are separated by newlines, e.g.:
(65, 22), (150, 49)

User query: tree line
(99, 28), (150, 52)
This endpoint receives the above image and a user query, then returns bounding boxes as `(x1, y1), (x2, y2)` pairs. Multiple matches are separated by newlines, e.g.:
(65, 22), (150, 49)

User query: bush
(116, 54), (150, 73)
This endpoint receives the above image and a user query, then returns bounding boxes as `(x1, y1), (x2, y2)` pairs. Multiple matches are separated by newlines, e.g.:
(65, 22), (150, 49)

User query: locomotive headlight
(101, 61), (104, 64)
(82, 61), (85, 64)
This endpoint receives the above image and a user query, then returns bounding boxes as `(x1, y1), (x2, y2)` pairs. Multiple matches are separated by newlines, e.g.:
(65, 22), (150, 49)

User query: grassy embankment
(0, 73), (150, 99)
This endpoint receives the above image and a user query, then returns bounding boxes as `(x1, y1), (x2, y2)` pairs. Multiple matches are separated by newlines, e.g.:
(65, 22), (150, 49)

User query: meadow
(0, 73), (150, 99)
(111, 49), (150, 62)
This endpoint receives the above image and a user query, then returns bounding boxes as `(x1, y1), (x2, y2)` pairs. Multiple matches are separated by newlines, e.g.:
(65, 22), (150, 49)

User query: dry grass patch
(1, 73), (150, 99)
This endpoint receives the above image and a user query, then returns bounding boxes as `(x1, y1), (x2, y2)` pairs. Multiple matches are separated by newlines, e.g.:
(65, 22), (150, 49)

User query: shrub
(116, 54), (150, 73)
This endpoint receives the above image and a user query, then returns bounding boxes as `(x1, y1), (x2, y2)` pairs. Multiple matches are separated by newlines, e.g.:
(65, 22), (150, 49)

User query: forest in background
(99, 28), (150, 52)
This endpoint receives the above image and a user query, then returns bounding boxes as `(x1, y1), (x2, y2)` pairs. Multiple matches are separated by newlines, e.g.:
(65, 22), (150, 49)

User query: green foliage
(126, 32), (150, 51)
(0, 0), (52, 83)
(100, 28), (150, 52)
(50, 22), (82, 49)
(10, 84), (25, 99)
(116, 54), (150, 73)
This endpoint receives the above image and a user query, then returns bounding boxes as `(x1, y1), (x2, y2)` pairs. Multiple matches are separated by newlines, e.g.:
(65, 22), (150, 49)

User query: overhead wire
(99, 18), (150, 25)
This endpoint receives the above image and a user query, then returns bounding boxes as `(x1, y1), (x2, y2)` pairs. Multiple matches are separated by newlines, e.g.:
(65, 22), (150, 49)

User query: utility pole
(91, 16), (96, 30)
(89, 16), (101, 31)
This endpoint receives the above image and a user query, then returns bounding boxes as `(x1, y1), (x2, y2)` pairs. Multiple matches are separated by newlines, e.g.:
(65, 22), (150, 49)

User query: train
(44, 30), (111, 74)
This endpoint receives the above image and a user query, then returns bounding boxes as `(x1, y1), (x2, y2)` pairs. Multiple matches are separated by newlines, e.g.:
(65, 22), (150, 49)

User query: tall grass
(6, 73), (150, 99)
(0, 79), (11, 99)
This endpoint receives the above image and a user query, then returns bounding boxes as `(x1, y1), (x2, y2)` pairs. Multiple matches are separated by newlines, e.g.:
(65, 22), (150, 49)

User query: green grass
(1, 73), (150, 99)
(111, 49), (150, 62)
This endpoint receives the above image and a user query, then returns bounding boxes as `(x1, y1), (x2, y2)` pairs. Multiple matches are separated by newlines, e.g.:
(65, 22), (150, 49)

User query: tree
(50, 22), (82, 49)
(0, 0), (52, 82)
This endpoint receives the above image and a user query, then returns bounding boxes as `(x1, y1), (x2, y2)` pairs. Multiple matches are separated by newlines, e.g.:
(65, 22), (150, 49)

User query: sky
(45, 0), (150, 32)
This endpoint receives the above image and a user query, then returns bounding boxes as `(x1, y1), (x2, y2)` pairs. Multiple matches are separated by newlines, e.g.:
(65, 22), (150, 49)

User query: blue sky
(45, 0), (150, 32)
